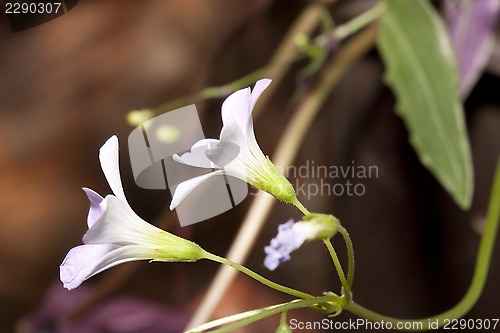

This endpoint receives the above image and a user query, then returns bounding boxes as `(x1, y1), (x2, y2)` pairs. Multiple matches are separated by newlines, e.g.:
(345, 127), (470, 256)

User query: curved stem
(186, 23), (379, 330)
(280, 310), (288, 326)
(338, 226), (355, 288)
(252, 1), (335, 119)
(316, 2), (386, 45)
(280, 311), (288, 326)
(324, 239), (351, 303)
(345, 158), (500, 331)
(130, 1), (383, 124)
(291, 197), (310, 215)
(143, 68), (267, 117)
(203, 252), (314, 301)
(187, 295), (342, 333)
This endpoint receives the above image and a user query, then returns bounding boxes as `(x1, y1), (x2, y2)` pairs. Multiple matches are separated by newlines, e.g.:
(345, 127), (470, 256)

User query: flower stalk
(344, 158), (500, 330)
(339, 225), (355, 288)
(203, 251), (315, 301)
(324, 239), (351, 303)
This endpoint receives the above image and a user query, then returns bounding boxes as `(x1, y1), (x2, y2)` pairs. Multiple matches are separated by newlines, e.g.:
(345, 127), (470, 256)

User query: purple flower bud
(264, 220), (306, 271)
(264, 214), (340, 270)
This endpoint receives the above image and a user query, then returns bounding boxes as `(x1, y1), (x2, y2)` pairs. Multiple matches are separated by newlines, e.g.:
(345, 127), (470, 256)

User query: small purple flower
(264, 220), (307, 271)
(264, 214), (340, 271)
(60, 136), (204, 290)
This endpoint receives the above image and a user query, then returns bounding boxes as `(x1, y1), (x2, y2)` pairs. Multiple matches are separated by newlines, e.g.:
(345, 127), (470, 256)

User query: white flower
(169, 79), (297, 210)
(264, 214), (339, 271)
(60, 136), (205, 290)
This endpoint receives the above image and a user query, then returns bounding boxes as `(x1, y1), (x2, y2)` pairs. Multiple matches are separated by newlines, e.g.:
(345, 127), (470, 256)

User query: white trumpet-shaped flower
(170, 79), (297, 210)
(60, 136), (205, 290)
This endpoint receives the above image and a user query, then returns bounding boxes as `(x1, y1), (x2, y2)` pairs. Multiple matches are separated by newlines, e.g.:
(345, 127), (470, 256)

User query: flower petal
(245, 78), (272, 140)
(169, 170), (225, 210)
(219, 117), (248, 150)
(264, 220), (306, 271)
(444, 0), (500, 97)
(60, 243), (156, 290)
(173, 139), (220, 168)
(82, 187), (104, 228)
(221, 87), (251, 140)
(219, 80), (271, 154)
(220, 79), (271, 141)
(83, 195), (164, 246)
(60, 243), (119, 290)
(205, 141), (240, 167)
(264, 246), (289, 271)
(249, 78), (272, 112)
(99, 135), (127, 202)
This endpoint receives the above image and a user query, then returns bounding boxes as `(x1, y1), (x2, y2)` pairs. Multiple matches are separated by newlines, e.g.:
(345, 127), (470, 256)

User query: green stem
(345, 158), (500, 331)
(187, 295), (343, 333)
(154, 67), (268, 116)
(338, 226), (355, 288)
(187, 23), (379, 329)
(129, 2), (385, 124)
(324, 239), (352, 303)
(280, 311), (288, 326)
(204, 252), (314, 301)
(290, 196), (310, 215)
(316, 2), (386, 45)
(278, 311), (290, 332)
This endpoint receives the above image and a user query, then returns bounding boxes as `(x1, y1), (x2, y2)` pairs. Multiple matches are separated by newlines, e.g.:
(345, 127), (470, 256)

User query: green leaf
(377, 0), (473, 209)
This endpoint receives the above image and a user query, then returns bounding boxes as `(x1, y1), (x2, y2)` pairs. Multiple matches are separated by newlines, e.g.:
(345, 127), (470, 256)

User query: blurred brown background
(0, 0), (499, 332)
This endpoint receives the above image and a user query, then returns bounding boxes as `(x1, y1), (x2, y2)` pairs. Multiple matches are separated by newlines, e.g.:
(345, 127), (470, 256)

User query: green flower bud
(301, 213), (340, 240)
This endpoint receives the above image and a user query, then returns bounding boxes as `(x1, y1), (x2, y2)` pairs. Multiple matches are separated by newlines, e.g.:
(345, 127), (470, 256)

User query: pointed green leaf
(377, 0), (473, 209)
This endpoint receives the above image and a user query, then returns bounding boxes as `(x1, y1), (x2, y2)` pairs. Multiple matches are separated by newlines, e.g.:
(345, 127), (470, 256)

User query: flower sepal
(301, 213), (340, 241)
(250, 156), (297, 204)
(149, 237), (206, 263)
